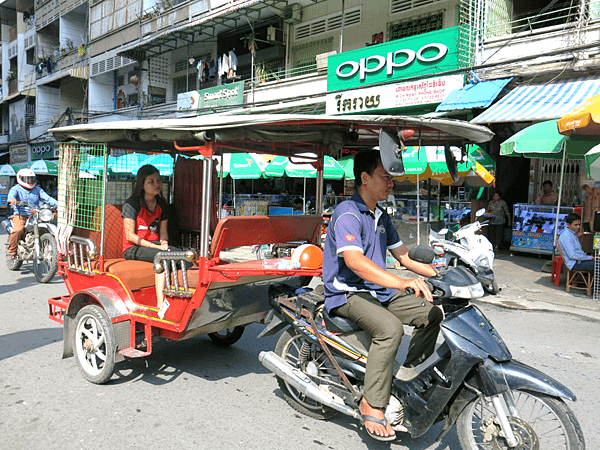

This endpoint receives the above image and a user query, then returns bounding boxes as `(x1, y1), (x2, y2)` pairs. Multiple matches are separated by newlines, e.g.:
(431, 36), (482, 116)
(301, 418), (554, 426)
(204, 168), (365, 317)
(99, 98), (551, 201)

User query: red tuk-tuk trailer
(46, 114), (493, 383)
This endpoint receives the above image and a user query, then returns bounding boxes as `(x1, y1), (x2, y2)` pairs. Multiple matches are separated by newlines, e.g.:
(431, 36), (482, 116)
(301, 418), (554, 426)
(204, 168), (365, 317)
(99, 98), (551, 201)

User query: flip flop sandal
(360, 414), (396, 442)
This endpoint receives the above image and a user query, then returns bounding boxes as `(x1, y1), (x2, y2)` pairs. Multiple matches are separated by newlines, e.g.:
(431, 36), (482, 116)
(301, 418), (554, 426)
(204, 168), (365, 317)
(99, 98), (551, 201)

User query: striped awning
(472, 76), (600, 124)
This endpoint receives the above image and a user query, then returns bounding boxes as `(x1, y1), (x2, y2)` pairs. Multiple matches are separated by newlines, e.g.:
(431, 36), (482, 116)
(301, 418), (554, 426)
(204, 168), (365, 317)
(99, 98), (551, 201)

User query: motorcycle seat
(322, 309), (362, 333)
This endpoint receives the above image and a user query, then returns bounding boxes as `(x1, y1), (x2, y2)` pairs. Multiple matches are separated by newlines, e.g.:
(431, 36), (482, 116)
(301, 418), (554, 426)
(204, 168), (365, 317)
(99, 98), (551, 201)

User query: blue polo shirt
(323, 192), (403, 312)
(8, 184), (57, 217)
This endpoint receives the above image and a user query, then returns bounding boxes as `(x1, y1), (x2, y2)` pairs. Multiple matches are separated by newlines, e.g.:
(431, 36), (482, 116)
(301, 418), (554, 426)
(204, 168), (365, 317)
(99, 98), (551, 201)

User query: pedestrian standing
(486, 191), (511, 251)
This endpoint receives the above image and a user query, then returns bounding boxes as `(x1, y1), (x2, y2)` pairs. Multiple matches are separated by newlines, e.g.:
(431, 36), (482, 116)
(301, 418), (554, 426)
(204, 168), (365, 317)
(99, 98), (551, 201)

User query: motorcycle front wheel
(457, 389), (585, 450)
(33, 233), (58, 283)
(274, 328), (339, 420)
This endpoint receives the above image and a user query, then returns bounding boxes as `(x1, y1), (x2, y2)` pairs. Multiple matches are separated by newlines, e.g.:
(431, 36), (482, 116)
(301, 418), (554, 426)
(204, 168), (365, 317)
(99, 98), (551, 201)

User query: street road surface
(1, 229), (599, 449)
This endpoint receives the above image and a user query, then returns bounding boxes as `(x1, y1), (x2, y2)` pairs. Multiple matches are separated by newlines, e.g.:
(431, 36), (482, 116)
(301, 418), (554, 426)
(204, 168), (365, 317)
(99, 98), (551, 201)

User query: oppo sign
(327, 27), (460, 91)
(336, 43), (448, 81)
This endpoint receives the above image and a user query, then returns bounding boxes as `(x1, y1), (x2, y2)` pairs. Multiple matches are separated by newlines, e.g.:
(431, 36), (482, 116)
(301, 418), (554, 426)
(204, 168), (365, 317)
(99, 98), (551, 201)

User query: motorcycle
(258, 246), (584, 449)
(429, 208), (499, 294)
(2, 201), (59, 283)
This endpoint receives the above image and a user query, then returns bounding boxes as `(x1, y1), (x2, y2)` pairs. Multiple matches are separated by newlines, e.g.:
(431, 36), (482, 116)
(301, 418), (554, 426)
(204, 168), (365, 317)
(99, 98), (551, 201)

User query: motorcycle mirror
(408, 245), (436, 264)
(475, 208), (486, 217)
(445, 146), (459, 182)
(379, 129), (405, 177)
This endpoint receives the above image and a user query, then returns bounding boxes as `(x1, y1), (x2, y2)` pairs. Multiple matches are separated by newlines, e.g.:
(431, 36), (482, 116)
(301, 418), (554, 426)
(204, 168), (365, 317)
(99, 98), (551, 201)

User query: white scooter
(429, 208), (499, 294)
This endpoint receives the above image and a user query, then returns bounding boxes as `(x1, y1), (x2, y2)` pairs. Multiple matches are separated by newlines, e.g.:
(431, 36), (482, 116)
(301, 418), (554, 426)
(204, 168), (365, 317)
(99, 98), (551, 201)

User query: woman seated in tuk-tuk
(121, 164), (184, 307)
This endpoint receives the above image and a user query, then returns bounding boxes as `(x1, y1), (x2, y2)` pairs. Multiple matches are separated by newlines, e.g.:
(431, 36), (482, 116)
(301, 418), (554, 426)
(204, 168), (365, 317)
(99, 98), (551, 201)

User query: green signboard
(177, 81), (244, 110)
(30, 142), (56, 160)
(327, 27), (461, 91)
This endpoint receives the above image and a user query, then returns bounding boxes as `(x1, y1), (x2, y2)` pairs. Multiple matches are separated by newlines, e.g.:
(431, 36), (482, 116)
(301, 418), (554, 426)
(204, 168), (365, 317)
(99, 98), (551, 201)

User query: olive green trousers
(334, 291), (443, 408)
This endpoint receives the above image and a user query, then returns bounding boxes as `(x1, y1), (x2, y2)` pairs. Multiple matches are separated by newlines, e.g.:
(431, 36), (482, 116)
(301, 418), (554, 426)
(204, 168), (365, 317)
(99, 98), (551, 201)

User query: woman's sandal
(360, 414), (396, 442)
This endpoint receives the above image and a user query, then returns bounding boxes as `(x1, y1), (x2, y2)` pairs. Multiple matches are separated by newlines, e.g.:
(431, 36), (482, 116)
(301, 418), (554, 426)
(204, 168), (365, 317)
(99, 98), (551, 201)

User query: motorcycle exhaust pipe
(259, 351), (360, 419)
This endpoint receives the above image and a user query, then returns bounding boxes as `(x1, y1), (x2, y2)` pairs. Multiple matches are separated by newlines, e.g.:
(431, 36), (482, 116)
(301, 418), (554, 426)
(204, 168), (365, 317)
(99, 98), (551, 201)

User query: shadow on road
(90, 327), (280, 386)
(0, 327), (63, 361)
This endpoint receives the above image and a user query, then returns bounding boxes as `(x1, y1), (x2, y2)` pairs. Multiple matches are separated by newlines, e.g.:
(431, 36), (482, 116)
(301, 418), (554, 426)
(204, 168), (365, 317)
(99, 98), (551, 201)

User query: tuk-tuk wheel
(208, 326), (245, 347)
(73, 305), (116, 384)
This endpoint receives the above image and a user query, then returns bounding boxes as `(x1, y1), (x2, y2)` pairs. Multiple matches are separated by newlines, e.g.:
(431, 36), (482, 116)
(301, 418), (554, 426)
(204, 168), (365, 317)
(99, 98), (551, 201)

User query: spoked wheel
(33, 233), (58, 283)
(457, 390), (585, 450)
(73, 305), (117, 384)
(208, 326), (245, 347)
(274, 328), (340, 420)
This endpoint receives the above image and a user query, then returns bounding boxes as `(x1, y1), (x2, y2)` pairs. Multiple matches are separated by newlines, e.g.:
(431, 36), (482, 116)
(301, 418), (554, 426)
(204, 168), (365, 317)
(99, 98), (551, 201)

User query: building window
(387, 11), (444, 41)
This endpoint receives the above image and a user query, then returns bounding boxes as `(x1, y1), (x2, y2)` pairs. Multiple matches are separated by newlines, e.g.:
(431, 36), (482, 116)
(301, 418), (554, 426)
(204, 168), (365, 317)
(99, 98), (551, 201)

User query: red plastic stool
(551, 256), (564, 286)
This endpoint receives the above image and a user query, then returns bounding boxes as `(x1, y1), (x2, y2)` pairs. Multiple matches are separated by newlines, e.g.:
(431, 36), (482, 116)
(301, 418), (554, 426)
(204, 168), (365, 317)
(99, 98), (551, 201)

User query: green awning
(499, 120), (597, 159)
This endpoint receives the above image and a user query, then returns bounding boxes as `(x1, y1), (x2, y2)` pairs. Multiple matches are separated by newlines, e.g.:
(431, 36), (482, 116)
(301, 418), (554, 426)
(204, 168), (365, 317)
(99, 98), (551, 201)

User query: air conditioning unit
(266, 26), (284, 43)
(283, 4), (302, 24)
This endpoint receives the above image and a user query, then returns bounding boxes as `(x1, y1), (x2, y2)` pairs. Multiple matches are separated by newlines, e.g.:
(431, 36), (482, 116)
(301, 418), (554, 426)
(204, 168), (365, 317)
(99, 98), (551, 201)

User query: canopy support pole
(553, 146), (567, 259)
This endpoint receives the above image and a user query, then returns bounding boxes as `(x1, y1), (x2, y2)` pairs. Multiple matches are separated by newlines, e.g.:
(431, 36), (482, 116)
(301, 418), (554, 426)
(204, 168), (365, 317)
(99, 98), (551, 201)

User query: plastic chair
(551, 256), (564, 286)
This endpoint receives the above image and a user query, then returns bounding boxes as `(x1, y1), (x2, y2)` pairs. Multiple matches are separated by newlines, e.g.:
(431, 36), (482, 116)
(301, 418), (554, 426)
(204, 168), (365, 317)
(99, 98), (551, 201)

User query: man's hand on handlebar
(403, 278), (433, 302)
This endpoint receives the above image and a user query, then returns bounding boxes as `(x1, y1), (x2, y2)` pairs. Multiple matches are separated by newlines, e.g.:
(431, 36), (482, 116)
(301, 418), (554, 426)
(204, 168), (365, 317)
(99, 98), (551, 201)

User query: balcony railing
(485, 1), (597, 39)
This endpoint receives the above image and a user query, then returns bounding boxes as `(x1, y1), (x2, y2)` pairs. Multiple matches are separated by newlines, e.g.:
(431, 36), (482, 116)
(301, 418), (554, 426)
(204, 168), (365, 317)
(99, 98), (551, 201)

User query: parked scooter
(259, 246), (584, 449)
(429, 208), (498, 294)
(1, 201), (59, 283)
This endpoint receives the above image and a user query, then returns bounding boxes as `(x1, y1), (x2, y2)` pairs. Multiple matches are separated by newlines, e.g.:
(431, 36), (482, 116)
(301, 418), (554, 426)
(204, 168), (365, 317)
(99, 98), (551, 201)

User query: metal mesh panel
(387, 11), (444, 41)
(538, 159), (583, 206)
(58, 143), (107, 231)
(291, 37), (334, 71)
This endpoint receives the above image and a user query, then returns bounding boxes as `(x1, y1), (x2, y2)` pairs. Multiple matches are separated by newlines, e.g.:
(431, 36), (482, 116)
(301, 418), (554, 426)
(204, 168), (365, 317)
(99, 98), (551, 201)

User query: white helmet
(17, 168), (37, 190)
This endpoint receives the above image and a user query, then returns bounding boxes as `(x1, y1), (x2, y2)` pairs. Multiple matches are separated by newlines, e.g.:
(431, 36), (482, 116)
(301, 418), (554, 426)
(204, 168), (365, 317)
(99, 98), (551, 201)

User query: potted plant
(242, 30), (259, 57)
(254, 62), (268, 83)
(6, 70), (17, 83)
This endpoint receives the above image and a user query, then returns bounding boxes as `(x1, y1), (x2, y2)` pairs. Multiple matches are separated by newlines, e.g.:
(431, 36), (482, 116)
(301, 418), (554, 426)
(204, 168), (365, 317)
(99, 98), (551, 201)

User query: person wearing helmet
(6, 168), (57, 259)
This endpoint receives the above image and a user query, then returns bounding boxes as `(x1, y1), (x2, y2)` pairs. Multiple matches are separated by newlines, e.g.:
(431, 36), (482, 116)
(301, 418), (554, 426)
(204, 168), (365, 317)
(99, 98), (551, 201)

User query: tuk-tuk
(46, 114), (493, 384)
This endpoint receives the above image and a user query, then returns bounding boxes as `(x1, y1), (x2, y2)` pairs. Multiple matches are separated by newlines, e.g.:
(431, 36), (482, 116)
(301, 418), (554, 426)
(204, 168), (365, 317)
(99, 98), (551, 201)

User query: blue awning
(472, 76), (600, 124)
(435, 78), (512, 112)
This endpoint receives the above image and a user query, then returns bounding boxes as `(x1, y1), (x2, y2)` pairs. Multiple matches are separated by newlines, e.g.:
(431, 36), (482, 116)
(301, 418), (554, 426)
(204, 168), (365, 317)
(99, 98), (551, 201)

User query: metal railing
(484, 1), (595, 39)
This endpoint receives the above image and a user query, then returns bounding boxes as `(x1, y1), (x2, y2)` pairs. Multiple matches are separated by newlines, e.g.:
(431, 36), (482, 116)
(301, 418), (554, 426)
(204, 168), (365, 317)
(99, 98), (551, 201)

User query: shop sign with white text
(30, 142), (56, 160)
(177, 81), (244, 111)
(327, 27), (461, 91)
(326, 75), (463, 115)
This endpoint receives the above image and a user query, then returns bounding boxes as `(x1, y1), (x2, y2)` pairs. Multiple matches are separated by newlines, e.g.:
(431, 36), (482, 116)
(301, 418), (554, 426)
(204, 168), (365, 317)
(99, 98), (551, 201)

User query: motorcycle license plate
(432, 257), (446, 268)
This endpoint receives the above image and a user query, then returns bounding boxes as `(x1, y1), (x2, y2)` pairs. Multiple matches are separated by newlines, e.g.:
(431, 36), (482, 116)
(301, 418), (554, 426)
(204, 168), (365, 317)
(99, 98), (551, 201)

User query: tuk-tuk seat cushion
(210, 215), (322, 258)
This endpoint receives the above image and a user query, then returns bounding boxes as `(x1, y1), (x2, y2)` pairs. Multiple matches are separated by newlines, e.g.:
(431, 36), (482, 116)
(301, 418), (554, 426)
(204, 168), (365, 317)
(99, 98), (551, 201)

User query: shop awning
(435, 78), (512, 112)
(472, 76), (600, 124)
(117, 0), (290, 60)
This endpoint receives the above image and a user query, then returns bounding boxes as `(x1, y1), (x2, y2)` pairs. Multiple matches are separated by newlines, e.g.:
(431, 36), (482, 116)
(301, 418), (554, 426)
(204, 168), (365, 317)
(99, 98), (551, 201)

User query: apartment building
(1, 0), (600, 193)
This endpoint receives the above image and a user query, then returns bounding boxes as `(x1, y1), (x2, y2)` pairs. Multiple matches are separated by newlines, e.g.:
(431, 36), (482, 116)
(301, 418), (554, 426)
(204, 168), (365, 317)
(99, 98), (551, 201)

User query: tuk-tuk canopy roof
(50, 114), (494, 156)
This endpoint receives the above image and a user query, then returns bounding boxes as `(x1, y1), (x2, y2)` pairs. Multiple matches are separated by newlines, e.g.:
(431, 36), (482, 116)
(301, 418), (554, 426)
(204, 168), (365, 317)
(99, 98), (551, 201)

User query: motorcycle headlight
(39, 209), (54, 222)
(449, 283), (484, 299)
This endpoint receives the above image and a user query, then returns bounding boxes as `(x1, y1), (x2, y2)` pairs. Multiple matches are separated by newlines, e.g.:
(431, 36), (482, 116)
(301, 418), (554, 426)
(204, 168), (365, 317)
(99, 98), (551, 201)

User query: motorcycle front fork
(32, 224), (41, 261)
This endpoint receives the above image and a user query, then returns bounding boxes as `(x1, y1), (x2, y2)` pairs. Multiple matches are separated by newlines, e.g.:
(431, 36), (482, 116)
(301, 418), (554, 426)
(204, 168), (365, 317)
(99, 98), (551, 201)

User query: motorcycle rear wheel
(33, 233), (58, 283)
(274, 328), (339, 420)
(457, 389), (585, 450)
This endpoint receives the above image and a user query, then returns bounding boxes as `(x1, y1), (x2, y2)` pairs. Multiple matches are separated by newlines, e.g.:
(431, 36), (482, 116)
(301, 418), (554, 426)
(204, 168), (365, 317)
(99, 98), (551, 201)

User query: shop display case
(511, 203), (574, 254)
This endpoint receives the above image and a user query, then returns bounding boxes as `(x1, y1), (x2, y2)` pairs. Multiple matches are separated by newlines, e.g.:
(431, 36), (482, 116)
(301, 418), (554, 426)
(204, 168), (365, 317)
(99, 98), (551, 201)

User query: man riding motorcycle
(6, 168), (58, 261)
(323, 150), (442, 441)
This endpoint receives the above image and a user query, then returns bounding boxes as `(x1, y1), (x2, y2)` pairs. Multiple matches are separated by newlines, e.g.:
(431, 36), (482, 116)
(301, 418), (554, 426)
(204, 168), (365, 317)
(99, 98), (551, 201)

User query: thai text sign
(327, 27), (461, 91)
(177, 81), (244, 110)
(326, 75), (463, 115)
